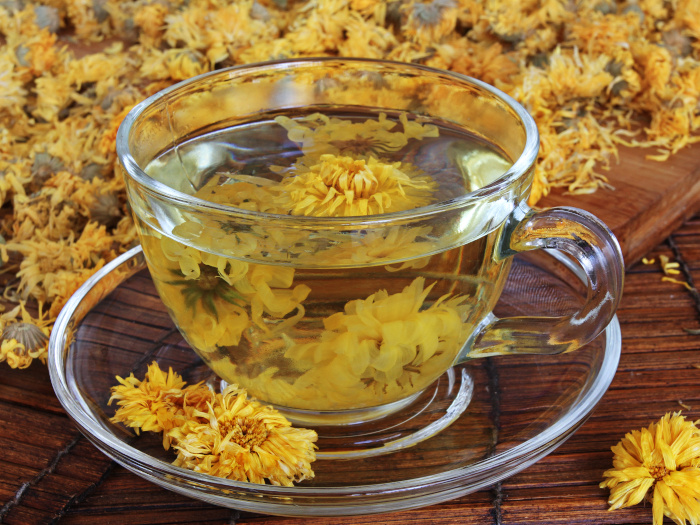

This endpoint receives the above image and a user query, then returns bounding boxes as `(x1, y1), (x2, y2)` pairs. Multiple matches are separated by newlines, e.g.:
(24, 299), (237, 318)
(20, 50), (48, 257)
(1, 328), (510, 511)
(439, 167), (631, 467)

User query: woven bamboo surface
(0, 213), (699, 525)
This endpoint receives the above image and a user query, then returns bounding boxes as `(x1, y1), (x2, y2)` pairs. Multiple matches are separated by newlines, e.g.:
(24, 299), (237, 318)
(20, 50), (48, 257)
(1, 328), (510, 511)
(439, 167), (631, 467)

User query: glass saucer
(48, 246), (620, 517)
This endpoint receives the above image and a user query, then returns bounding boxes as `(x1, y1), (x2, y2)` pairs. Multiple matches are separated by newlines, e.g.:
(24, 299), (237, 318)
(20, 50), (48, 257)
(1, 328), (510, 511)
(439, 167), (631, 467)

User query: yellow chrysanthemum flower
(600, 412), (700, 525)
(272, 154), (436, 217)
(109, 362), (213, 448)
(144, 230), (310, 352)
(110, 362), (317, 486)
(279, 277), (469, 408)
(169, 384), (317, 486)
(0, 302), (51, 369)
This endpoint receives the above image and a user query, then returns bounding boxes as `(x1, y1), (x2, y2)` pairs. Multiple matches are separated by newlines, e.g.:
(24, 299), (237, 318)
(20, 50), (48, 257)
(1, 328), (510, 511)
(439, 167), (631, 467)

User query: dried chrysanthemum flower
(169, 385), (317, 486)
(402, 0), (458, 45)
(110, 361), (317, 486)
(33, 5), (60, 33)
(282, 276), (469, 407)
(0, 302), (51, 369)
(30, 152), (64, 188)
(272, 154), (436, 217)
(109, 362), (213, 448)
(88, 189), (122, 228)
(600, 412), (700, 525)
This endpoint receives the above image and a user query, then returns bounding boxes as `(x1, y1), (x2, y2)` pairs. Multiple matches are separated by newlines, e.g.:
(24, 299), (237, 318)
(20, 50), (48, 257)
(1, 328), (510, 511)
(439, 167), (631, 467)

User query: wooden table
(0, 209), (699, 524)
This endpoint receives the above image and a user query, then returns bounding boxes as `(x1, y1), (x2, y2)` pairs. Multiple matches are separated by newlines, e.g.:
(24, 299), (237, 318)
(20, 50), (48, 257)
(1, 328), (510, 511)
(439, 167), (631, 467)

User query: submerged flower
(275, 112), (439, 158)
(318, 225), (434, 269)
(283, 277), (469, 407)
(600, 412), (700, 525)
(164, 264), (247, 321)
(158, 231), (311, 325)
(110, 362), (317, 485)
(272, 153), (436, 217)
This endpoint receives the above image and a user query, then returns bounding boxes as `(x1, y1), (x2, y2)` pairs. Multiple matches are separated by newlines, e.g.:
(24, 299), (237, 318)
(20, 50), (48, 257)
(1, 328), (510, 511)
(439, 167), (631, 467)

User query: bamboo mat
(1, 215), (699, 525)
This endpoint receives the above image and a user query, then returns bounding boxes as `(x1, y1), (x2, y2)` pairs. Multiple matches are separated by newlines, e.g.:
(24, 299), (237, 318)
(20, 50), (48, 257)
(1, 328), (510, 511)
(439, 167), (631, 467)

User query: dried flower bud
(31, 153), (64, 186)
(15, 44), (30, 67)
(93, 0), (109, 23)
(662, 29), (692, 58)
(621, 4), (644, 23)
(250, 1), (271, 21)
(89, 191), (122, 228)
(2, 322), (49, 354)
(33, 5), (60, 33)
(81, 162), (104, 181)
(0, 0), (24, 13)
(593, 0), (616, 15)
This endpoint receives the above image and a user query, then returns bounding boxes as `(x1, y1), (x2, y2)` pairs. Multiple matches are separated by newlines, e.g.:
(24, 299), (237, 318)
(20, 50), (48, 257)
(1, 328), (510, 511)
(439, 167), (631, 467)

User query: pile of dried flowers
(109, 361), (317, 485)
(0, 0), (699, 369)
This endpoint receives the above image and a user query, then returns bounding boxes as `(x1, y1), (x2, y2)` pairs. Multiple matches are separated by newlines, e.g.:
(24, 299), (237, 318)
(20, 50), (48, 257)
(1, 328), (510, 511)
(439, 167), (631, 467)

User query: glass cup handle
(459, 204), (624, 360)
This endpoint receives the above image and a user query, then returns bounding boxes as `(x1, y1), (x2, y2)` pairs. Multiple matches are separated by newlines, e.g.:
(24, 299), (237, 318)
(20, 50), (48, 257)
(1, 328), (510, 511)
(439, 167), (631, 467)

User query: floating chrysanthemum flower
(169, 384), (317, 486)
(110, 362), (317, 486)
(600, 412), (700, 525)
(272, 154), (436, 217)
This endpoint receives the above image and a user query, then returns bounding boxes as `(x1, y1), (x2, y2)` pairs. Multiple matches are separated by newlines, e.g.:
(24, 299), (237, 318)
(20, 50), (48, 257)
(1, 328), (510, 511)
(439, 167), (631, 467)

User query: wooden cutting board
(540, 141), (700, 268)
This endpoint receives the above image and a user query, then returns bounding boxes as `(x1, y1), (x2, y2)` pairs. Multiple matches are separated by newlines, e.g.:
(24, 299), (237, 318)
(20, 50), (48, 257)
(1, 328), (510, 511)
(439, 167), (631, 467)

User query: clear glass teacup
(117, 58), (623, 431)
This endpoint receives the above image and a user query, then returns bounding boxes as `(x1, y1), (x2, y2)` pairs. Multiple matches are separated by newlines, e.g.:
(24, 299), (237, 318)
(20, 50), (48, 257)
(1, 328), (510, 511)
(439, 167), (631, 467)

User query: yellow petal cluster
(109, 361), (317, 485)
(600, 412), (700, 525)
(109, 362), (208, 447)
(145, 231), (310, 353)
(264, 277), (468, 409)
(274, 112), (439, 157)
(169, 385), (317, 486)
(192, 111), (439, 219)
(272, 153), (436, 217)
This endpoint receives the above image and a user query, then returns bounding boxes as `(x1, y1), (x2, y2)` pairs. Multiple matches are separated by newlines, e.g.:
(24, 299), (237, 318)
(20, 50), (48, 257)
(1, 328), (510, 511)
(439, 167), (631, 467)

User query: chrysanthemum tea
(135, 109), (514, 421)
(120, 59), (623, 435)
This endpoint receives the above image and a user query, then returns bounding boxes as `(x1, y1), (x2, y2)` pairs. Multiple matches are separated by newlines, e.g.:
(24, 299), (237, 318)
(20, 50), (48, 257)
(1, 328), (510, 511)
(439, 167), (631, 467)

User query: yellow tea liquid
(134, 109), (515, 416)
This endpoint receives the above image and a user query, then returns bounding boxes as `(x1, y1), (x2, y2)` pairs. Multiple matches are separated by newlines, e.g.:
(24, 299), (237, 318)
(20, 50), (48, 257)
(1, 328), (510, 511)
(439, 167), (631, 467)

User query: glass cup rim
(116, 56), (540, 227)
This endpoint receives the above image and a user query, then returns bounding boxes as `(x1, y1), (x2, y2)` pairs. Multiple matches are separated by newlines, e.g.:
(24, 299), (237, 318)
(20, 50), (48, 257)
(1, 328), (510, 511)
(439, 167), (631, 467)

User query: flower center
(198, 266), (222, 291)
(649, 464), (669, 480)
(321, 157), (378, 197)
(221, 416), (269, 448)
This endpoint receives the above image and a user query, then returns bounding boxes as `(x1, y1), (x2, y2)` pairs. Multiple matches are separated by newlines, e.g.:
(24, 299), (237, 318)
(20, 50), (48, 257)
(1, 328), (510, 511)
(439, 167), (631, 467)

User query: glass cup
(117, 58), (623, 432)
